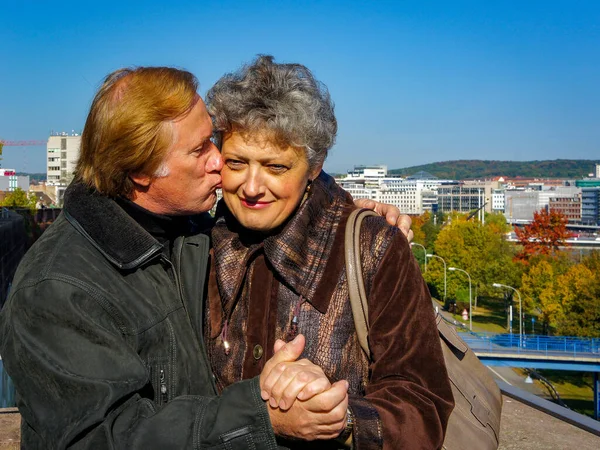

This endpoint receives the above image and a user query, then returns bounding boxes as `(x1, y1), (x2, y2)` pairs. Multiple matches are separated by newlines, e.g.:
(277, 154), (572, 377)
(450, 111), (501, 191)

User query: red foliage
(514, 209), (573, 262)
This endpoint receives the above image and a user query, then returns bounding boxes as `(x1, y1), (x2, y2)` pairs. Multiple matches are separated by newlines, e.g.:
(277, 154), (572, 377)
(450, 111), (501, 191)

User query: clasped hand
(260, 334), (349, 441)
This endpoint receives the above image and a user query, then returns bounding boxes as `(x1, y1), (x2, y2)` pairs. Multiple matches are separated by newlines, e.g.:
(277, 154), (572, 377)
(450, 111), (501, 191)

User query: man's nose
(206, 145), (223, 173)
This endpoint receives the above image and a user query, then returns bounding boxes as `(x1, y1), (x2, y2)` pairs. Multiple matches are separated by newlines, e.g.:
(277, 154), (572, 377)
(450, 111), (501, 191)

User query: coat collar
(212, 172), (354, 314)
(63, 181), (213, 270)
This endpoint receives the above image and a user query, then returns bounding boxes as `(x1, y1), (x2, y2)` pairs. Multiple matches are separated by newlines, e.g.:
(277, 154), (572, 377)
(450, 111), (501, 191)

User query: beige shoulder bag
(344, 208), (502, 450)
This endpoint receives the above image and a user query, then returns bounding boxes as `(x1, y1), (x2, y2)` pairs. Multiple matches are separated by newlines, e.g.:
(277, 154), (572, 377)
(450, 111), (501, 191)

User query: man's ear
(130, 173), (152, 187)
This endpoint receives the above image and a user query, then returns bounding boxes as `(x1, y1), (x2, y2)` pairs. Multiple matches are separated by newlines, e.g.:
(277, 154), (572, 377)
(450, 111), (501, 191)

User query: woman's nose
(243, 170), (264, 198)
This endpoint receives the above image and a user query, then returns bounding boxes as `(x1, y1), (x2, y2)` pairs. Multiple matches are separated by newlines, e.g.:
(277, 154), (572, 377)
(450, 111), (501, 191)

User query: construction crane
(0, 139), (47, 168)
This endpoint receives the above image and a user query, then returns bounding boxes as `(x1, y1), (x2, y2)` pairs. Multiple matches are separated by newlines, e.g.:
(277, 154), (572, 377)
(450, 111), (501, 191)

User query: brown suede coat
(205, 172), (454, 450)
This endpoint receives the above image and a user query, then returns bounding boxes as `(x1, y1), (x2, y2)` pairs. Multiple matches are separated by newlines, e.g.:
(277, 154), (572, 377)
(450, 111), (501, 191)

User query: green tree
(555, 262), (600, 337)
(1, 187), (37, 210)
(429, 216), (520, 302)
(485, 211), (511, 234)
(420, 211), (445, 250)
(519, 253), (575, 333)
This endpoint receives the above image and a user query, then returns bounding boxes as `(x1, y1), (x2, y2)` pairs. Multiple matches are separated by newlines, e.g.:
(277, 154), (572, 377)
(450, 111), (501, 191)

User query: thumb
(273, 339), (286, 353)
(270, 334), (305, 365)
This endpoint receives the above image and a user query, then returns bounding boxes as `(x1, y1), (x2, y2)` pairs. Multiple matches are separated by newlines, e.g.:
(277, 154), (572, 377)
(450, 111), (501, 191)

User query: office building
(47, 133), (81, 186)
(0, 169), (29, 192)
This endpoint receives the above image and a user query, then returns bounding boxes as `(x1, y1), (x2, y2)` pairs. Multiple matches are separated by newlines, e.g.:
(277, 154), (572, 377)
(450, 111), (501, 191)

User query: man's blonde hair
(76, 67), (198, 197)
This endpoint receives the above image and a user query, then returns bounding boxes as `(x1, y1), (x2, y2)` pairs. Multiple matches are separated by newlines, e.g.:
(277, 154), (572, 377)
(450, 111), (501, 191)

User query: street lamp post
(410, 242), (427, 271)
(448, 267), (472, 331)
(426, 254), (446, 301)
(493, 283), (523, 348)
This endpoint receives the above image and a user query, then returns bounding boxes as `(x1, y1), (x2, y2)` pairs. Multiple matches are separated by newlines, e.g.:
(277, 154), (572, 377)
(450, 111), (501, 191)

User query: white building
(504, 186), (582, 222)
(596, 163), (600, 179)
(337, 166), (452, 215)
(492, 189), (505, 212)
(0, 169), (29, 192)
(47, 133), (81, 186)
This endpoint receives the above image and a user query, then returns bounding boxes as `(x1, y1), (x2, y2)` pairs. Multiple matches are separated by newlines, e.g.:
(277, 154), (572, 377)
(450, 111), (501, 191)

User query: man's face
(133, 96), (223, 215)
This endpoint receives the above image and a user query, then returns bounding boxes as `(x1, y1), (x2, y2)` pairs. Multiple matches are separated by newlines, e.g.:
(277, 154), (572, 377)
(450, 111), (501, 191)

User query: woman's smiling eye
(225, 159), (245, 170)
(268, 164), (288, 173)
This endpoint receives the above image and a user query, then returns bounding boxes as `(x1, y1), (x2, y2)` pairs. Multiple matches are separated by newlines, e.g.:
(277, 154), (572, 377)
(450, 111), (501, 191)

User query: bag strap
(345, 208), (378, 359)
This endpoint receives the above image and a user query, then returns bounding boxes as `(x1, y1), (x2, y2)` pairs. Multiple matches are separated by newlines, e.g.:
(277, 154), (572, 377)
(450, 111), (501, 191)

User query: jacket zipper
(171, 240), (219, 393)
(159, 369), (168, 404)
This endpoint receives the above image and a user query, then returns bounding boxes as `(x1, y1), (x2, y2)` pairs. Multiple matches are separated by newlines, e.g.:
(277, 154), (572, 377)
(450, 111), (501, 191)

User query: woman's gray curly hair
(206, 55), (337, 169)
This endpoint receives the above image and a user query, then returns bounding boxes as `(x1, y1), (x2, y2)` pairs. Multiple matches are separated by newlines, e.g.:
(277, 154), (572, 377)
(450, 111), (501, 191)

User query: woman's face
(220, 131), (322, 231)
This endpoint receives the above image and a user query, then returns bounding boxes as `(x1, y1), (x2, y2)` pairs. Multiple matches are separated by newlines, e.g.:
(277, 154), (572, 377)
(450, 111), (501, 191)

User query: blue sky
(1, 0), (599, 173)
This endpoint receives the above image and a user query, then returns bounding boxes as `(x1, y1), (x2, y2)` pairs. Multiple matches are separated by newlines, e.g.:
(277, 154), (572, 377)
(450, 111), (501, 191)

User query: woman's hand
(353, 198), (413, 242)
(260, 334), (349, 440)
(260, 335), (333, 410)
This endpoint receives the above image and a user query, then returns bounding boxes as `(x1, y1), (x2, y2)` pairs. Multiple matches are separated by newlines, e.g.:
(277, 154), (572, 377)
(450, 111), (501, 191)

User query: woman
(205, 55), (454, 449)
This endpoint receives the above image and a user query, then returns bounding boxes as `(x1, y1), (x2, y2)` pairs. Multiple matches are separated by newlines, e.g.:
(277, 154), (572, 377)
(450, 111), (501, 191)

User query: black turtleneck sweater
(115, 197), (191, 261)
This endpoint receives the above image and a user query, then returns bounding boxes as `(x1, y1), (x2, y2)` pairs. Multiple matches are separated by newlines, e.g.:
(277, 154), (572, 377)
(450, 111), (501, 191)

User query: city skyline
(2, 0), (599, 173)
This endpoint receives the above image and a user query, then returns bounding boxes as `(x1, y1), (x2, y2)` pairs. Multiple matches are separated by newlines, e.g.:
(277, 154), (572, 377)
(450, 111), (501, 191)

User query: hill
(389, 159), (599, 180)
(17, 173), (46, 183)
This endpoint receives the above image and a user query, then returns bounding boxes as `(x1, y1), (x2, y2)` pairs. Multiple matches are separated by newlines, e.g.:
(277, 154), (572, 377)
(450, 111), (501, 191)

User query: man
(0, 67), (410, 449)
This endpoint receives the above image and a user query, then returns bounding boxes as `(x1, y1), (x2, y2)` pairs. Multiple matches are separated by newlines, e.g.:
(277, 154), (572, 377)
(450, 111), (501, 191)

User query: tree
(411, 212), (428, 246)
(430, 215), (520, 301)
(420, 211), (445, 250)
(484, 211), (511, 235)
(1, 187), (37, 210)
(514, 209), (572, 262)
(520, 258), (563, 331)
(555, 262), (600, 337)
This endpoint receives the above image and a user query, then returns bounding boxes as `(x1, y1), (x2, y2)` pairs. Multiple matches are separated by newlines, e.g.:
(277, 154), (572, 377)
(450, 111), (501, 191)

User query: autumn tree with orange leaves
(514, 209), (572, 262)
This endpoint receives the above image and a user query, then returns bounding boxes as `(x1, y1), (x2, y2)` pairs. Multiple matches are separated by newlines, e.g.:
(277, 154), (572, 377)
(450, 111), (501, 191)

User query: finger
(297, 376), (332, 401)
(322, 401), (350, 433)
(278, 369), (330, 410)
(382, 206), (401, 227)
(406, 229), (414, 243)
(353, 198), (375, 209)
(303, 380), (349, 413)
(267, 334), (305, 368)
(269, 365), (309, 409)
(273, 339), (286, 353)
(261, 334), (305, 399)
(262, 359), (315, 405)
(397, 214), (412, 235)
(262, 361), (294, 404)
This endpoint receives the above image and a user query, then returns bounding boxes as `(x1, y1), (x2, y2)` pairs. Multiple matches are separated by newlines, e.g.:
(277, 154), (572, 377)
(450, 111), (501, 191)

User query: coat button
(253, 344), (264, 360)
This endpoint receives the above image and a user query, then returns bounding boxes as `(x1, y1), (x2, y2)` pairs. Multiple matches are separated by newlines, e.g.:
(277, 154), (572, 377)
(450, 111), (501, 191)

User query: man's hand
(268, 380), (349, 441)
(353, 198), (413, 242)
(260, 336), (332, 410)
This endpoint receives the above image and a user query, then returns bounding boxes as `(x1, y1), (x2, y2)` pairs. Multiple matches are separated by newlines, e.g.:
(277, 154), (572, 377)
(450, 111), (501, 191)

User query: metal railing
(0, 359), (15, 408)
(459, 331), (600, 357)
(497, 380), (600, 436)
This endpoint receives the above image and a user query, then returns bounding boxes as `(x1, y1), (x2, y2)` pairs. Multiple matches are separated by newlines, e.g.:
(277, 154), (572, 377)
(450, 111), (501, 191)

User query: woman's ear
(310, 162), (324, 180)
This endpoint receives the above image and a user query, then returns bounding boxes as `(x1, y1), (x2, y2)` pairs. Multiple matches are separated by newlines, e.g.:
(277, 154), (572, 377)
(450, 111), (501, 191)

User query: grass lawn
(432, 297), (507, 333)
(513, 368), (595, 418)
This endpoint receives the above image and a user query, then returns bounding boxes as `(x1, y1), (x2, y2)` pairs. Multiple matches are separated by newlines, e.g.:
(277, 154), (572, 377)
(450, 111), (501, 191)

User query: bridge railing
(458, 332), (600, 357)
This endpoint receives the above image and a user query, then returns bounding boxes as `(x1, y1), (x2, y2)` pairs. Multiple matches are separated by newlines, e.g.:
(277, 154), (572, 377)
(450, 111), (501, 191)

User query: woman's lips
(240, 198), (271, 209)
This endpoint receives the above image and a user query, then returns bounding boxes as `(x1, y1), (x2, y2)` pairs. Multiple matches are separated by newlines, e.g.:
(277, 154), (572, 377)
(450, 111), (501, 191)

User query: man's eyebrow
(190, 136), (210, 152)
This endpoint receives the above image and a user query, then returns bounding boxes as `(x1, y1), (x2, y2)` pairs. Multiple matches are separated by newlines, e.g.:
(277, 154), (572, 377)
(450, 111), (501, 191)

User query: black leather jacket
(0, 183), (276, 449)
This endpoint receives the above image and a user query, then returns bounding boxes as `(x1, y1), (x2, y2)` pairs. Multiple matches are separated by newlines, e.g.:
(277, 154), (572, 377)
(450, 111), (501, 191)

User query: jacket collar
(212, 172), (354, 314)
(63, 181), (164, 270)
